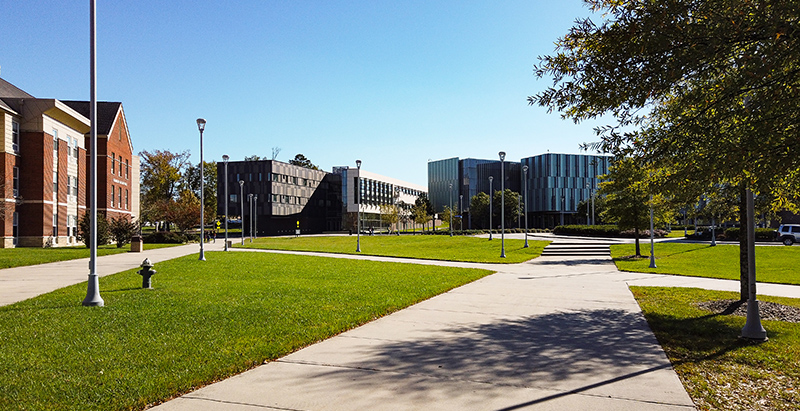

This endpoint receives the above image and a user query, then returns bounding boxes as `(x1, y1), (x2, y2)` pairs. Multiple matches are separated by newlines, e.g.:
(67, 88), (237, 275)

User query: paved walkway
(3, 235), (799, 410)
(0, 241), (225, 306)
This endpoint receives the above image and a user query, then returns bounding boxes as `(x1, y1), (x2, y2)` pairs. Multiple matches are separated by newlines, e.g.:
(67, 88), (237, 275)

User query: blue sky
(1, 0), (603, 186)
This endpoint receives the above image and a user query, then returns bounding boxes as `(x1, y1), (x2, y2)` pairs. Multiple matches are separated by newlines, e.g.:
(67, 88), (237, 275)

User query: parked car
(775, 224), (800, 245)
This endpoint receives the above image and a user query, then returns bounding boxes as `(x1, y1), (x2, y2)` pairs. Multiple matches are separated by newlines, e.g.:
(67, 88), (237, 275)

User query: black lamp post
(196, 118), (206, 261)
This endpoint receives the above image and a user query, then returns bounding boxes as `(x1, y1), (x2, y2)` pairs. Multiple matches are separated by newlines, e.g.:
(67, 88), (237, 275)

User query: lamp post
(488, 176), (493, 241)
(523, 165), (529, 248)
(239, 180), (244, 245)
(253, 194), (258, 239)
(741, 187), (767, 340)
(459, 194), (463, 232)
(448, 183), (453, 237)
(560, 195), (565, 226)
(499, 151), (506, 258)
(222, 155), (229, 251)
(649, 194), (657, 268)
(196, 118), (206, 261)
(586, 183), (591, 224)
(83, 0), (103, 306)
(248, 193), (253, 242)
(356, 159), (361, 252)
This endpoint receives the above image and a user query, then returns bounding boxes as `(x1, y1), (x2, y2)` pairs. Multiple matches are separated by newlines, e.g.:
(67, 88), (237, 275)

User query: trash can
(131, 235), (143, 252)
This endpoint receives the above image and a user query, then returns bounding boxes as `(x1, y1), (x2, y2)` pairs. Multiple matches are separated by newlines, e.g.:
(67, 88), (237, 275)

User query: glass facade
(427, 157), (459, 213)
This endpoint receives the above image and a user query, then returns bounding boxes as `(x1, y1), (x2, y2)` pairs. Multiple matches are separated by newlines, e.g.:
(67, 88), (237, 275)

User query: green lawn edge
(611, 243), (800, 285)
(233, 235), (549, 264)
(631, 286), (800, 410)
(0, 243), (182, 270)
(0, 251), (492, 410)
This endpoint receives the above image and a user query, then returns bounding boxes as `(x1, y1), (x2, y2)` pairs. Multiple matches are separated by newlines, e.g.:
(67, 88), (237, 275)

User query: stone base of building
(16, 236), (81, 248)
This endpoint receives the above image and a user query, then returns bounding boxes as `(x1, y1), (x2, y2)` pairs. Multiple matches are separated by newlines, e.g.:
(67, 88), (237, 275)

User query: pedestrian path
(0, 241), (225, 307)
(151, 252), (696, 410)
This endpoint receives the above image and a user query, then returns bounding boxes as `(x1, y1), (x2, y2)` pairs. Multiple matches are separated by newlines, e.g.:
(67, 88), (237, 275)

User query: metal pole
(223, 155), (229, 251)
(239, 180), (244, 245)
(459, 194), (463, 232)
(741, 187), (767, 340)
(649, 196), (656, 268)
(83, 0), (103, 306)
(523, 165), (529, 248)
(248, 194), (253, 242)
(499, 151), (506, 258)
(591, 189), (595, 225)
(253, 194), (258, 239)
(356, 160), (361, 252)
(449, 183), (453, 237)
(711, 216), (717, 246)
(197, 119), (206, 261)
(488, 176), (493, 240)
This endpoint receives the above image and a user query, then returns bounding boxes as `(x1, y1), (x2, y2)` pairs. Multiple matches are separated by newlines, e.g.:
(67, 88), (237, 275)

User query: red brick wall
(102, 109), (133, 222)
(18, 131), (49, 238)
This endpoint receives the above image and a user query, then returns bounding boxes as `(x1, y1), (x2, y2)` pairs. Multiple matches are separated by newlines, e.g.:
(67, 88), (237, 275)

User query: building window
(53, 171), (58, 193)
(67, 177), (72, 197)
(11, 121), (19, 153)
(119, 189), (123, 209)
(118, 155), (123, 175)
(111, 185), (115, 207)
(125, 159), (129, 179)
(13, 167), (18, 197)
(12, 212), (18, 245)
(72, 138), (79, 158)
(111, 152), (115, 174)
(72, 176), (78, 196)
(53, 211), (57, 237)
(230, 193), (238, 203)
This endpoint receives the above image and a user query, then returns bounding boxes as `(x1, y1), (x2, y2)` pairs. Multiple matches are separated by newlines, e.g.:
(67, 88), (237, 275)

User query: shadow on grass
(297, 309), (687, 406)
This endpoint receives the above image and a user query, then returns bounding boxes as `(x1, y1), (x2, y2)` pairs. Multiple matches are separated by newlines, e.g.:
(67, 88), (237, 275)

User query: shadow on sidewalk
(309, 308), (676, 404)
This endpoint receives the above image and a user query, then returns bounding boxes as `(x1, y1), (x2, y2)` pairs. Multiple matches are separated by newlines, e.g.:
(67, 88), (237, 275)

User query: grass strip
(234, 235), (548, 263)
(0, 243), (180, 270)
(0, 251), (491, 410)
(611, 243), (800, 285)
(631, 286), (800, 410)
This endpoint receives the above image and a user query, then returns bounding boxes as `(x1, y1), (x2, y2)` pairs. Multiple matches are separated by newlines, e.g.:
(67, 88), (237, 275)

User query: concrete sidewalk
(151, 254), (697, 410)
(0, 240), (225, 306)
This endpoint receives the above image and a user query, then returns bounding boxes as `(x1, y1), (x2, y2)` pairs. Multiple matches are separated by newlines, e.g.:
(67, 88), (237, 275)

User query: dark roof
(61, 101), (122, 135)
(0, 77), (35, 114)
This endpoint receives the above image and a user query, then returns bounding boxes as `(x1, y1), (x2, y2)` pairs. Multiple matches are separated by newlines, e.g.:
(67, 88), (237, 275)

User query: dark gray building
(216, 160), (342, 236)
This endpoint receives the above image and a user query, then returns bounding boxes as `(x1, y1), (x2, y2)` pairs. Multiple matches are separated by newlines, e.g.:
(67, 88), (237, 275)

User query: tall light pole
(488, 176), (493, 241)
(248, 194), (253, 242)
(356, 160), (362, 252)
(196, 118), (206, 261)
(253, 194), (258, 239)
(239, 180), (244, 245)
(649, 194), (657, 268)
(741, 187), (767, 340)
(499, 151), (506, 258)
(222, 155), (229, 251)
(459, 194), (463, 232)
(83, 0), (103, 306)
(586, 183), (591, 224)
(449, 183), (453, 237)
(523, 165), (529, 248)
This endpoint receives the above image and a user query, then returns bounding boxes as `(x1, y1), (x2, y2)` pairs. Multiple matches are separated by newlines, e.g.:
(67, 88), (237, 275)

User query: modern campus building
(217, 160), (426, 235)
(0, 77), (139, 247)
(428, 153), (610, 229)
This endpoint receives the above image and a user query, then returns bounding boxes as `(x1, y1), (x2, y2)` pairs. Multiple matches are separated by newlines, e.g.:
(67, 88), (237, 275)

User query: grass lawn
(234, 235), (549, 263)
(611, 243), (800, 285)
(0, 252), (492, 411)
(0, 243), (180, 270)
(631, 286), (800, 410)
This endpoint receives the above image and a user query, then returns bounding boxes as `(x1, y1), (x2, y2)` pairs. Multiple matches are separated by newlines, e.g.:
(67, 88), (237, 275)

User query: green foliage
(723, 227), (777, 242)
(108, 217), (138, 248)
(493, 189), (520, 228)
(77, 212), (110, 247)
(141, 231), (187, 244)
(236, 235), (550, 264)
(554, 224), (620, 237)
(139, 149), (190, 227)
(631, 287), (800, 410)
(166, 189), (201, 233)
(184, 160), (218, 223)
(0, 252), (491, 410)
(469, 192), (490, 229)
(288, 153), (320, 170)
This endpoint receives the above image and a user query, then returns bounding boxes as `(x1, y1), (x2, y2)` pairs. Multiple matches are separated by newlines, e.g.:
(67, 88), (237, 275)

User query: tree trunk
(739, 183), (749, 301)
(634, 226), (641, 257)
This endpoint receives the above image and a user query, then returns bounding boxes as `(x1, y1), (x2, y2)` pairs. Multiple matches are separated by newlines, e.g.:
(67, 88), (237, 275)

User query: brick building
(0, 77), (139, 247)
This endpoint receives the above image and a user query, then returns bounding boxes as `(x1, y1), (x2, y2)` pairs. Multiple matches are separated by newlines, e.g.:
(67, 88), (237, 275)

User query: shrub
(723, 227), (776, 242)
(77, 213), (111, 247)
(109, 216), (138, 248)
(142, 231), (187, 244)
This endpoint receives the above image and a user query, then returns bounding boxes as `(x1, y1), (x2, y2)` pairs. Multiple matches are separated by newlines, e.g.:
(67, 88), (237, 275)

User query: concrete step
(541, 243), (611, 257)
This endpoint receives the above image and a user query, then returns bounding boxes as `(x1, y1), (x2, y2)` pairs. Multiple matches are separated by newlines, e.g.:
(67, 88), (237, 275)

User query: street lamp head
(239, 180), (244, 187)
(356, 159), (362, 169)
(489, 176), (493, 182)
(523, 165), (528, 173)
(196, 118), (206, 132)
(499, 151), (506, 161)
(222, 154), (229, 163)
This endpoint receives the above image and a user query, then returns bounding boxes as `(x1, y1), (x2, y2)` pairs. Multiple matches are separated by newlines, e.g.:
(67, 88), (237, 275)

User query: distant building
(0, 77), (138, 247)
(428, 153), (610, 229)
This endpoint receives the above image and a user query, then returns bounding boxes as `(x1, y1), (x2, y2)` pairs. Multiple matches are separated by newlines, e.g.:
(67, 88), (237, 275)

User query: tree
(599, 158), (653, 257)
(167, 189), (201, 234)
(77, 212), (110, 247)
(270, 146), (282, 160)
(109, 216), (138, 248)
(492, 189), (520, 228)
(184, 161), (218, 225)
(440, 206), (462, 233)
(244, 155), (262, 161)
(469, 192), (490, 229)
(289, 154), (320, 170)
(413, 193), (434, 231)
(577, 195), (607, 225)
(529, 0), (800, 300)
(139, 149), (190, 230)
(380, 204), (400, 232)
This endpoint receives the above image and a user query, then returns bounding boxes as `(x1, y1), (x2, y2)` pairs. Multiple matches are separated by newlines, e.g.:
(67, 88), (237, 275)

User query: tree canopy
(289, 154), (320, 170)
